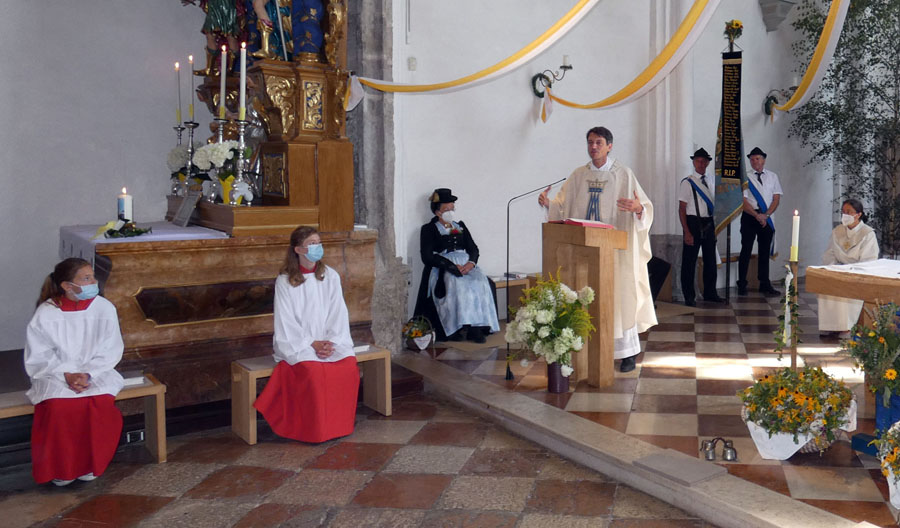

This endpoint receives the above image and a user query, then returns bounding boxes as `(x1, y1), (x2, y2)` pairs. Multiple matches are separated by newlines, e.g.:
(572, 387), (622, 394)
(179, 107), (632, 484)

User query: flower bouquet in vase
(194, 141), (254, 204)
(504, 273), (595, 393)
(874, 421), (900, 508)
(844, 303), (900, 435)
(402, 316), (434, 352)
(738, 366), (856, 459)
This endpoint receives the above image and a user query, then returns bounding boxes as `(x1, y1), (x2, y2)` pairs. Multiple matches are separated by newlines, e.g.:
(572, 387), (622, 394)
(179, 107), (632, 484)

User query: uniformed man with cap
(678, 147), (722, 306)
(738, 147), (782, 296)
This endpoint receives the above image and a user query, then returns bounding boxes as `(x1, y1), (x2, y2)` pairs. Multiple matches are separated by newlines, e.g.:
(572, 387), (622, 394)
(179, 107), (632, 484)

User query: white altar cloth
(60, 221), (229, 265)
(807, 258), (900, 280)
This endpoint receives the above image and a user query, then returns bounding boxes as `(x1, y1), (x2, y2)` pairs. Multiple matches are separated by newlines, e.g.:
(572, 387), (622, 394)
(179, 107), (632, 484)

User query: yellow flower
(848, 341), (857, 347)
(869, 331), (877, 337)
(886, 369), (897, 380)
(884, 467), (890, 477)
(777, 387), (787, 398)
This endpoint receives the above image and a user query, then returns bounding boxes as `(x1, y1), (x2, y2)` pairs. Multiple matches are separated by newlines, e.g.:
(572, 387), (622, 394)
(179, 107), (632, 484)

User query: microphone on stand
(503, 177), (567, 380)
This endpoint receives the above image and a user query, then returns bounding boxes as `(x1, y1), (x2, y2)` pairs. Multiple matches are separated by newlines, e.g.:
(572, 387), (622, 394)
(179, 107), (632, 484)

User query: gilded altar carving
(325, 0), (347, 68)
(303, 80), (325, 131)
(331, 71), (347, 137)
(265, 76), (297, 137)
(262, 152), (287, 196)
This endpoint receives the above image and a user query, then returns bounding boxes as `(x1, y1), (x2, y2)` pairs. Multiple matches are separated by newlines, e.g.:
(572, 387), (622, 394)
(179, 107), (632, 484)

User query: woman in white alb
(817, 199), (879, 334)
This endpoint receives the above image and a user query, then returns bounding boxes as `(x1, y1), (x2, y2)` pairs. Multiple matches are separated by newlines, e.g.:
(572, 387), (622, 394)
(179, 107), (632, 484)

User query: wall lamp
(763, 83), (797, 116)
(532, 56), (573, 98)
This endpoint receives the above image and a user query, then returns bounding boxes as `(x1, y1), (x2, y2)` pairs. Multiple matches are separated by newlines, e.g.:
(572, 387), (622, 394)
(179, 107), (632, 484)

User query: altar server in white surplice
(25, 258), (124, 486)
(254, 225), (359, 443)
(538, 126), (657, 373)
(817, 199), (880, 334)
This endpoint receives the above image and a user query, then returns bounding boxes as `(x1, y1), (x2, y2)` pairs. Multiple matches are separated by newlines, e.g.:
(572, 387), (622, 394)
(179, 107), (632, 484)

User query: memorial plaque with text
(714, 51), (747, 231)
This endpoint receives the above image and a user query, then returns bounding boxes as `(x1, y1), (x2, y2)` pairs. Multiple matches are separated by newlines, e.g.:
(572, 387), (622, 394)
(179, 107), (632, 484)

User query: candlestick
(219, 45), (227, 119)
(232, 119), (252, 206)
(790, 210), (800, 261)
(188, 55), (195, 121)
(239, 42), (247, 121)
(175, 62), (182, 125)
(183, 121), (199, 195)
(117, 187), (133, 222)
(173, 125), (185, 146)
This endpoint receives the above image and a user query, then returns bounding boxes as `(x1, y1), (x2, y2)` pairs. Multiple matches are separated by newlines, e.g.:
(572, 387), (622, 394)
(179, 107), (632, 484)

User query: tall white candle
(175, 62), (182, 125)
(188, 55), (195, 121)
(239, 42), (247, 121)
(117, 187), (133, 221)
(562, 55), (570, 67)
(790, 210), (800, 261)
(219, 45), (227, 120)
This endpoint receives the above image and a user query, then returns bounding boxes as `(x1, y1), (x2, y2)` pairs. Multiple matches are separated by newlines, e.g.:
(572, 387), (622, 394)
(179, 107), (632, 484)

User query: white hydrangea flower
(537, 326), (551, 339)
(519, 320), (535, 334)
(560, 284), (577, 303)
(560, 365), (573, 377)
(554, 340), (569, 356)
(535, 310), (554, 324)
(167, 145), (189, 172)
(561, 327), (575, 341)
(578, 287), (595, 305)
(571, 336), (583, 351)
(192, 146), (212, 171)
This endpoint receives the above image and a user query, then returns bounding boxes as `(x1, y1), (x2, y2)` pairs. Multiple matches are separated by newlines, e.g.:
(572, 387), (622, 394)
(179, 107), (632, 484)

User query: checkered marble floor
(426, 288), (899, 527)
(0, 394), (720, 528)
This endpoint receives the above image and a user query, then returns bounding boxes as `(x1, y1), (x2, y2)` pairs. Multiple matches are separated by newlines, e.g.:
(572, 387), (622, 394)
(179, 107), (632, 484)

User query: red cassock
(254, 357), (359, 443)
(30, 394), (123, 483)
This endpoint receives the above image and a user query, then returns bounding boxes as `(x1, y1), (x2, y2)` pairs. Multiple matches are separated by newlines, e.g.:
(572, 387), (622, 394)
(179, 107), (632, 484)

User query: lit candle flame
(241, 42), (246, 50)
(122, 187), (127, 194)
(794, 210), (799, 215)
(221, 44), (227, 52)
(188, 55), (193, 64)
(175, 62), (179, 70)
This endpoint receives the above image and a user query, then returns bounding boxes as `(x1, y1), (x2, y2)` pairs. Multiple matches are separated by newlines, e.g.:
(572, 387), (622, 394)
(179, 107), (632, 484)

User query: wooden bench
(231, 347), (393, 445)
(0, 374), (167, 463)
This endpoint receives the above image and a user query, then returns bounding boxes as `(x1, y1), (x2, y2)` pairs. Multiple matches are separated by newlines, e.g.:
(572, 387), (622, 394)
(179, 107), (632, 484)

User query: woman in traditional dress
(25, 258), (124, 486)
(253, 226), (359, 443)
(414, 188), (499, 343)
(817, 199), (879, 335)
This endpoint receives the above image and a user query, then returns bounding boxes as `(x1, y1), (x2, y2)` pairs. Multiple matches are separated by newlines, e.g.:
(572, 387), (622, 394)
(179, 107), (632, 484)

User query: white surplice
(273, 267), (355, 365)
(817, 221), (880, 331)
(24, 297), (124, 405)
(548, 158), (658, 358)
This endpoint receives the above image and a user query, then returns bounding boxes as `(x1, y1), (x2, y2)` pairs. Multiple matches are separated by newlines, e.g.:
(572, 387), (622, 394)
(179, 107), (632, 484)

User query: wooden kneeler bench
(231, 347), (393, 445)
(0, 374), (167, 463)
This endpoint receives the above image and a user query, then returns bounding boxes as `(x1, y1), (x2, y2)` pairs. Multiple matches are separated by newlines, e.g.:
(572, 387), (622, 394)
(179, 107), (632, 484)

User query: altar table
(805, 259), (900, 305)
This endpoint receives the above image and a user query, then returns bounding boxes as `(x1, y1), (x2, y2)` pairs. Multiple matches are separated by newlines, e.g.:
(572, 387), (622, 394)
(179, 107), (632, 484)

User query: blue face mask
(305, 243), (324, 262)
(72, 282), (99, 301)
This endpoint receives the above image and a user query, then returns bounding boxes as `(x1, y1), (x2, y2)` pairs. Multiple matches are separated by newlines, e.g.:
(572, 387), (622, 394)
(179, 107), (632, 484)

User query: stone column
(348, 1), (409, 352)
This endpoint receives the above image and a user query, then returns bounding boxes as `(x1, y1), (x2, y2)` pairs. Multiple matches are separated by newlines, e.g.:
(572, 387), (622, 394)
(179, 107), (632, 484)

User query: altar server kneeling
(25, 258), (125, 486)
(254, 226), (359, 443)
(817, 199), (879, 334)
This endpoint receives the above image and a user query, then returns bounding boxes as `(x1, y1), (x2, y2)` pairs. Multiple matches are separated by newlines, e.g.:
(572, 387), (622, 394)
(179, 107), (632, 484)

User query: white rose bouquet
(505, 273), (595, 377)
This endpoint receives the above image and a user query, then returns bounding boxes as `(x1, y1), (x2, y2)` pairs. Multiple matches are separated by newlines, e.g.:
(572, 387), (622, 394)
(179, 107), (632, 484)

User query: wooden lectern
(542, 222), (628, 387)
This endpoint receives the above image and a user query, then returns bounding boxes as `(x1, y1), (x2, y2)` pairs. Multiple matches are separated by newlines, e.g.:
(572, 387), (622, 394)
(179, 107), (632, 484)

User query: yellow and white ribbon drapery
(344, 0), (602, 110)
(773, 0), (849, 113)
(548, 0), (720, 110)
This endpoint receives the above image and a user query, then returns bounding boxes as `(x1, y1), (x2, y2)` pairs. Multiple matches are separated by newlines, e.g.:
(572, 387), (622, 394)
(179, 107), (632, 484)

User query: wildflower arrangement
(876, 421), (900, 482)
(724, 19), (743, 43)
(844, 303), (900, 406)
(738, 366), (854, 450)
(402, 316), (434, 351)
(504, 273), (595, 377)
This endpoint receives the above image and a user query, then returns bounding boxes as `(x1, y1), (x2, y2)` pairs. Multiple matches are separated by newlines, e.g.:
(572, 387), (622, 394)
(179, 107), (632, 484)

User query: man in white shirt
(738, 147), (782, 296)
(678, 148), (722, 306)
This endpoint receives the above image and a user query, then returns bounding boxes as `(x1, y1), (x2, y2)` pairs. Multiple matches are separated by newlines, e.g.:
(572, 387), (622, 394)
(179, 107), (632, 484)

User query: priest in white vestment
(539, 127), (657, 372)
(817, 199), (879, 334)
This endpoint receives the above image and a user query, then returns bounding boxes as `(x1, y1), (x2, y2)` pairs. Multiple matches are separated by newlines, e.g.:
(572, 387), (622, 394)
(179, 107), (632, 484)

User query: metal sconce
(532, 56), (573, 98)
(763, 84), (797, 116)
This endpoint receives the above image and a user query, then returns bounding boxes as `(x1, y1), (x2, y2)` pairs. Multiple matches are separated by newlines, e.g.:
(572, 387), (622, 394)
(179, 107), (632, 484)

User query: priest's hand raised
(616, 191), (645, 216)
(538, 185), (551, 208)
(312, 340), (335, 359)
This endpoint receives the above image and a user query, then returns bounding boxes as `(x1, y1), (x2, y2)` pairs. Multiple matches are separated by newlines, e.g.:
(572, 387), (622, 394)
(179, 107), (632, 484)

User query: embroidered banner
(714, 51), (746, 233)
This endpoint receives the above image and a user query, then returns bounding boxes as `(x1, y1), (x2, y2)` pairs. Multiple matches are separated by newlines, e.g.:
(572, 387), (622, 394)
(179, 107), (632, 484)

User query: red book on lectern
(562, 218), (614, 229)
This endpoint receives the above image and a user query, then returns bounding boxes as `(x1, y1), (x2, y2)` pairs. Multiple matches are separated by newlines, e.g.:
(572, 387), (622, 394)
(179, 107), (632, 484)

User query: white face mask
(441, 209), (457, 223)
(841, 213), (857, 227)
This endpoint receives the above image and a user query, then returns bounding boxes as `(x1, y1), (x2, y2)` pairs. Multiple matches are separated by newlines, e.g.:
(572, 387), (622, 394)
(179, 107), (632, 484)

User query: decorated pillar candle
(117, 187), (133, 221)
(175, 62), (182, 125)
(790, 210), (800, 261)
(219, 45), (227, 119)
(238, 42), (247, 121)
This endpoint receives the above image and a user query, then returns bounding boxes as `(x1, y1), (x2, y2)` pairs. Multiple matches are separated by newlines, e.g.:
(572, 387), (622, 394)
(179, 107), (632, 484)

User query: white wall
(392, 0), (834, 315)
(0, 2), (208, 350)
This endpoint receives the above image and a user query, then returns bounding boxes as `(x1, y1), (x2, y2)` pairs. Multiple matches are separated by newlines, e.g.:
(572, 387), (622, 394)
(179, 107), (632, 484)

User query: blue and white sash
(746, 178), (776, 256)
(682, 177), (714, 216)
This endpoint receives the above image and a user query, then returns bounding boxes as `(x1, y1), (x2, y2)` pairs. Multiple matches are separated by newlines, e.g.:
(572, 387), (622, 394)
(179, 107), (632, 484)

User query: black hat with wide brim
(747, 147), (767, 158)
(690, 148), (712, 161)
(429, 188), (457, 204)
